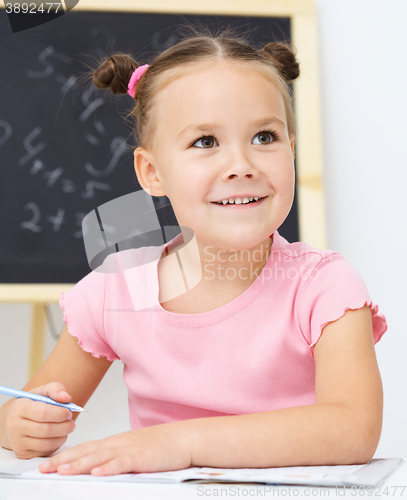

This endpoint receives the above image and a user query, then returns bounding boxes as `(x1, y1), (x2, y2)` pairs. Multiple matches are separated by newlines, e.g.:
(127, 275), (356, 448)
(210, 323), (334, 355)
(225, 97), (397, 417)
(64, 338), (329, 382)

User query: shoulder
(272, 230), (337, 264)
(64, 267), (106, 301)
(61, 269), (107, 326)
(270, 230), (357, 285)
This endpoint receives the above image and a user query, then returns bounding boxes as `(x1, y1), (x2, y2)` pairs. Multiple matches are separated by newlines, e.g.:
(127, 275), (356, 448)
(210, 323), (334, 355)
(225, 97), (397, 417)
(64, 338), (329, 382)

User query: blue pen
(0, 385), (84, 412)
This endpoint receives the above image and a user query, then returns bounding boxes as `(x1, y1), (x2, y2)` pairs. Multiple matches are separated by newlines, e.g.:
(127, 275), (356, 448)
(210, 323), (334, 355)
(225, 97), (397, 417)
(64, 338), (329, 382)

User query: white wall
(1, 0), (406, 458)
(314, 0), (407, 459)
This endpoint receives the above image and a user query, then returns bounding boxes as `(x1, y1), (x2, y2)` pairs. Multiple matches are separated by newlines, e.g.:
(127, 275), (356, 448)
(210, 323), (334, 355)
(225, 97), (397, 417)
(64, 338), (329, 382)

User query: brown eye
(253, 132), (274, 145)
(193, 136), (218, 148)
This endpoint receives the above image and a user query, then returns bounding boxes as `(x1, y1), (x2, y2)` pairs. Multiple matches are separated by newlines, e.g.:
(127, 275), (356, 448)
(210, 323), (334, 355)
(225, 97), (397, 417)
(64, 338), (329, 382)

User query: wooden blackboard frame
(0, 0), (326, 377)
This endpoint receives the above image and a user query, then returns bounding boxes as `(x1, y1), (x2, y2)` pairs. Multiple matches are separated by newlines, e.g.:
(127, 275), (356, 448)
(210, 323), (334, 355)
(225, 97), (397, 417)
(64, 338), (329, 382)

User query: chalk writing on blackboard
(18, 127), (46, 166)
(20, 203), (67, 234)
(20, 202), (42, 233)
(14, 48), (132, 244)
(0, 10), (295, 283)
(20, 201), (89, 239)
(0, 119), (12, 148)
(26, 45), (72, 79)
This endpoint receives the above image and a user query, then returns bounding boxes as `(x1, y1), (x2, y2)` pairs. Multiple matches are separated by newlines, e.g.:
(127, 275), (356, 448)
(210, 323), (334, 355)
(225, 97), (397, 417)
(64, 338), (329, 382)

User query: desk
(0, 284), (73, 378)
(0, 448), (405, 499)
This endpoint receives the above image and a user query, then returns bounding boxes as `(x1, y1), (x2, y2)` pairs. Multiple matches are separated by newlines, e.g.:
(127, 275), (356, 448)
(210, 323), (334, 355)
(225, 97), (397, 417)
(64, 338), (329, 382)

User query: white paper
(0, 452), (403, 487)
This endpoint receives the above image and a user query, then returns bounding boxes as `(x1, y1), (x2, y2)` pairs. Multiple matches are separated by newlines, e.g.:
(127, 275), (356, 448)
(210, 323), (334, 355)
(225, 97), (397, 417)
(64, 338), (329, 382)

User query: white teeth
(216, 196), (263, 204)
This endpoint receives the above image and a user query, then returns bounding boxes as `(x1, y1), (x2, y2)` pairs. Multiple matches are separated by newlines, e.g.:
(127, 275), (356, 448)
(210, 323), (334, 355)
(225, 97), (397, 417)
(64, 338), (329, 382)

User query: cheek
(164, 177), (199, 219)
(269, 162), (295, 194)
(168, 178), (192, 202)
(166, 165), (208, 202)
(282, 176), (295, 202)
(285, 168), (295, 191)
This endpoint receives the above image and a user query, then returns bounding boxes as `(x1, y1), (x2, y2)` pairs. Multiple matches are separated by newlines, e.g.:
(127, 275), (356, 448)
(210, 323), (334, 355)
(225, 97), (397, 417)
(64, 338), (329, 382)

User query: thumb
(29, 382), (72, 403)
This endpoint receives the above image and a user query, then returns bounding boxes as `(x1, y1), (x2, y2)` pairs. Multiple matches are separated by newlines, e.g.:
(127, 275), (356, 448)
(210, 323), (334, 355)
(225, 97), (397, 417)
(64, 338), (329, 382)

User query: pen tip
(71, 405), (85, 412)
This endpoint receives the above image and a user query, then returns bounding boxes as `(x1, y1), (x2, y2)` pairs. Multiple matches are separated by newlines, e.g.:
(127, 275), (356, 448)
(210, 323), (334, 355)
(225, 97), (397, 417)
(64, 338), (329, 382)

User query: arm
(0, 325), (113, 452)
(183, 304), (383, 467)
(39, 305), (383, 475)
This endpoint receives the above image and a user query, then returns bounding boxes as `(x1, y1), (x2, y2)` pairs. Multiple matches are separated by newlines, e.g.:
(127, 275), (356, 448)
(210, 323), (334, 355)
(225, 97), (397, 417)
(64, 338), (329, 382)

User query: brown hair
(92, 25), (300, 152)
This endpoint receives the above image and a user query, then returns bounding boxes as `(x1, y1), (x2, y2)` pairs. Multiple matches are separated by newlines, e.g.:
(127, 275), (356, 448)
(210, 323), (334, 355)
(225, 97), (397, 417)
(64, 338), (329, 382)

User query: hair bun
(261, 42), (300, 83)
(93, 53), (138, 95)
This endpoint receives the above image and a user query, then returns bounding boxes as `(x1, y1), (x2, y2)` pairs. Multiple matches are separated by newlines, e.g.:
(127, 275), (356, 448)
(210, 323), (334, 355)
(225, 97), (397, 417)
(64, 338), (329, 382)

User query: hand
(5, 382), (76, 459)
(38, 422), (192, 476)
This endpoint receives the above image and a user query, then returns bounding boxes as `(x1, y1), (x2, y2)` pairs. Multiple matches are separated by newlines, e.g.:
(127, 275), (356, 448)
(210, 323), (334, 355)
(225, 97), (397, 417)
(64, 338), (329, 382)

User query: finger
(24, 435), (68, 455)
(91, 455), (135, 476)
(23, 418), (75, 439)
(43, 450), (113, 476)
(20, 400), (72, 423)
(29, 382), (72, 403)
(39, 440), (99, 473)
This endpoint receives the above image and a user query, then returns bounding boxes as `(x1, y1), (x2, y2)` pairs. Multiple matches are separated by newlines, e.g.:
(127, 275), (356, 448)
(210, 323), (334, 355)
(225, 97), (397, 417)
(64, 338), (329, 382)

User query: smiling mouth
(211, 196), (268, 205)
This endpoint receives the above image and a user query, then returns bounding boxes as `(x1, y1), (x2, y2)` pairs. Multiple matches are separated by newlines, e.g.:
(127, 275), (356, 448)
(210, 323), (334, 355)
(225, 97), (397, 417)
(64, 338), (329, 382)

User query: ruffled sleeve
(297, 253), (388, 359)
(59, 270), (120, 362)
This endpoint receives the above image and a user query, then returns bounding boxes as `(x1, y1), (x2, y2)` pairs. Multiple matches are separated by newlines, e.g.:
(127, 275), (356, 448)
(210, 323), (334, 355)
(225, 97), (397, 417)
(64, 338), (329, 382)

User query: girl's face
(136, 60), (295, 252)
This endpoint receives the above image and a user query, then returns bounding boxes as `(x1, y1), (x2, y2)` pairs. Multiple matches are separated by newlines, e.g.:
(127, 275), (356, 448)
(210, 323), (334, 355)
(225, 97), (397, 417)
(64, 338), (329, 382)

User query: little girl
(0, 26), (387, 477)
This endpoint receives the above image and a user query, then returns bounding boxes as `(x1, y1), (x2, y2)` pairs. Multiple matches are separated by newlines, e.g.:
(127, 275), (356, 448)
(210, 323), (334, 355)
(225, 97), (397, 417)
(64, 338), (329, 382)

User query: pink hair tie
(127, 64), (149, 98)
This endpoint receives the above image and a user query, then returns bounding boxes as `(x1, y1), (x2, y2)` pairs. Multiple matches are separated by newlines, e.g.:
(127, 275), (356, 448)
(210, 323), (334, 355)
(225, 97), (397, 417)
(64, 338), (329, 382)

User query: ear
(289, 133), (295, 159)
(134, 147), (166, 197)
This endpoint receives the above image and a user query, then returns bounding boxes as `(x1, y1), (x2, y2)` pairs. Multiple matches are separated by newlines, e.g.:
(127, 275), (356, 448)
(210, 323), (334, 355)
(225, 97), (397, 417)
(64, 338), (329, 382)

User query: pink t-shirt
(60, 230), (387, 430)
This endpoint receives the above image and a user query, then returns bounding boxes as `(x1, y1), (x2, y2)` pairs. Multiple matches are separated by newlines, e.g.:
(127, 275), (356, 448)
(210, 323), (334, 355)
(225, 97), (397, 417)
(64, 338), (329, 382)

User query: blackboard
(0, 9), (299, 284)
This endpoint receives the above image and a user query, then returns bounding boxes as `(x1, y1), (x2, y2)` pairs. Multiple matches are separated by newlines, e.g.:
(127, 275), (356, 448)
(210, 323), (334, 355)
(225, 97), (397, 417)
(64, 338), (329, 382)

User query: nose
(222, 146), (259, 180)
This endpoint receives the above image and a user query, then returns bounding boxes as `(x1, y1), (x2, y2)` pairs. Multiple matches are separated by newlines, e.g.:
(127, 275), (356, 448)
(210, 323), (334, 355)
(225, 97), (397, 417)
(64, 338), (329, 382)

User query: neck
(178, 235), (273, 292)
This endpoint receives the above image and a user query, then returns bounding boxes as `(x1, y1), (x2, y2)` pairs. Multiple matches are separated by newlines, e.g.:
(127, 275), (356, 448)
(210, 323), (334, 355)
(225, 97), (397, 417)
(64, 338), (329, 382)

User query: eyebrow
(176, 116), (287, 141)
